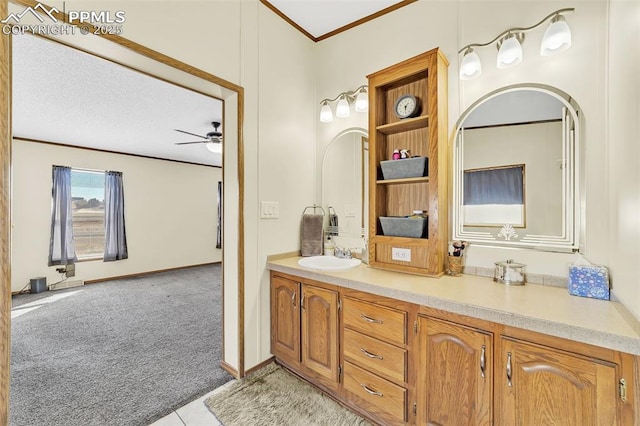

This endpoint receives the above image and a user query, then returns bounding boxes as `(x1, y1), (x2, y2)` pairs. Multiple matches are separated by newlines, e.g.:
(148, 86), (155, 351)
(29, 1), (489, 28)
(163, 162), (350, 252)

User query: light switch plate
(260, 201), (279, 219)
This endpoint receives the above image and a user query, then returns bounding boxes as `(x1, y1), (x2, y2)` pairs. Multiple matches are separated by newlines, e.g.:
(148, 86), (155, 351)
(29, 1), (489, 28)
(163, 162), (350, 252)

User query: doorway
(0, 1), (245, 422)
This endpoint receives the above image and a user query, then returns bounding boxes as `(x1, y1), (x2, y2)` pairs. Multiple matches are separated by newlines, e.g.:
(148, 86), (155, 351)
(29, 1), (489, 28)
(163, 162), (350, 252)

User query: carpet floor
(205, 363), (372, 426)
(10, 264), (232, 426)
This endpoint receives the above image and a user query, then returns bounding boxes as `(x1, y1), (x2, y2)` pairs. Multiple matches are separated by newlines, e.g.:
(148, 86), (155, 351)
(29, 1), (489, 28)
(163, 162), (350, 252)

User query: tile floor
(150, 379), (237, 426)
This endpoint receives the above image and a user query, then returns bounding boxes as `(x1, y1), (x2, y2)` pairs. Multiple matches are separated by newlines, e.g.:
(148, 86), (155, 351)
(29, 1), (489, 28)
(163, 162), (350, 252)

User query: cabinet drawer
(343, 361), (406, 424)
(343, 297), (406, 345)
(343, 328), (406, 383)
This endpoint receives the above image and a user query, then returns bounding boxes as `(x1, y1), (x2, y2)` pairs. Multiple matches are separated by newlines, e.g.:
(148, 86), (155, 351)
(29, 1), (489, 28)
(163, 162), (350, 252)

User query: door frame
(0, 1), (246, 422)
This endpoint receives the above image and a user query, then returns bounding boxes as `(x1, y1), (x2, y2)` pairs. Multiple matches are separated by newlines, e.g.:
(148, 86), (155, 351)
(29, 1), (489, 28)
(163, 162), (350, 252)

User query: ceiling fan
(174, 121), (222, 151)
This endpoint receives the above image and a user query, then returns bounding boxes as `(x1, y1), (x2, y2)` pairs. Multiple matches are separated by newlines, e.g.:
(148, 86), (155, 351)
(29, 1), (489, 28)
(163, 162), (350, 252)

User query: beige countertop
(267, 256), (640, 355)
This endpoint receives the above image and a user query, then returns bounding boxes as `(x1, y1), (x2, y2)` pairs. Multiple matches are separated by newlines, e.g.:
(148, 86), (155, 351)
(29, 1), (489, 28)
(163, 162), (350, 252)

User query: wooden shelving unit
(367, 48), (449, 276)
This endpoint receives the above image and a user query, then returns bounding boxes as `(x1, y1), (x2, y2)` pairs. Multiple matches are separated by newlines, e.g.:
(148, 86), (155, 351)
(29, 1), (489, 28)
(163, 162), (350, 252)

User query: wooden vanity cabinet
(495, 336), (620, 425)
(341, 294), (412, 425)
(270, 272), (340, 390)
(416, 316), (493, 425)
(416, 311), (635, 426)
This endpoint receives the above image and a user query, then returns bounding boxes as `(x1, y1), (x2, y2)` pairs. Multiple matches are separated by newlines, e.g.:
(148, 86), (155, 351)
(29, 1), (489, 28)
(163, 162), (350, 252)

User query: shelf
(373, 235), (428, 244)
(376, 116), (429, 135)
(367, 48), (448, 276)
(376, 176), (429, 185)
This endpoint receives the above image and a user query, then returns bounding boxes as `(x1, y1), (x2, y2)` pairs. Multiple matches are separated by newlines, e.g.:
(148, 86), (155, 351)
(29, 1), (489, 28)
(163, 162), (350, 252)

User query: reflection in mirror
(452, 84), (582, 252)
(321, 128), (368, 240)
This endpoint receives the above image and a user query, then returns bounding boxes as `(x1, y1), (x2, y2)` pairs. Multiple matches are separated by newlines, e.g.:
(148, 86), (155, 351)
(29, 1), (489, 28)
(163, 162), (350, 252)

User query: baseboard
(84, 262), (221, 285)
(49, 279), (84, 291)
(220, 361), (239, 379)
(245, 356), (275, 376)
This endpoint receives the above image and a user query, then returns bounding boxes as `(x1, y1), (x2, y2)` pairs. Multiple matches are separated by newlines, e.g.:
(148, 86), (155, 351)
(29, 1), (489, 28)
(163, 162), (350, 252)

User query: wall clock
(394, 94), (419, 119)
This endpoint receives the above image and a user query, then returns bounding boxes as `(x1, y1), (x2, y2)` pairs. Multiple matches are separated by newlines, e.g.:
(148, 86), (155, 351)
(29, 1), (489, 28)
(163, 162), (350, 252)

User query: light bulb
(354, 89), (368, 112)
(206, 142), (222, 153)
(459, 48), (482, 80)
(320, 102), (333, 122)
(541, 15), (571, 56)
(497, 34), (523, 69)
(336, 96), (350, 118)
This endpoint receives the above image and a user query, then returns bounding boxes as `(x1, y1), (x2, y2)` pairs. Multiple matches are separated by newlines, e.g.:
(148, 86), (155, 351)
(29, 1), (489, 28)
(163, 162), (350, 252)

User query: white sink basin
(298, 256), (361, 271)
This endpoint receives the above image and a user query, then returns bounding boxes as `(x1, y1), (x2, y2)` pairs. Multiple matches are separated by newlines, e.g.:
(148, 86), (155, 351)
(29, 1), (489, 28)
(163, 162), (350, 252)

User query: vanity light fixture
(458, 7), (574, 80)
(319, 85), (368, 123)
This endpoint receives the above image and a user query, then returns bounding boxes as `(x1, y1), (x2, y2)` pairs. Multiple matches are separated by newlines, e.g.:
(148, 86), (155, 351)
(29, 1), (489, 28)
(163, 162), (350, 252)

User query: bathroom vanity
(268, 257), (639, 425)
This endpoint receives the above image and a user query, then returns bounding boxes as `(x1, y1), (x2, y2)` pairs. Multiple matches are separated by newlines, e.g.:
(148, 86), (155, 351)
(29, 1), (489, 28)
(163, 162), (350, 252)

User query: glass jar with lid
(494, 259), (526, 285)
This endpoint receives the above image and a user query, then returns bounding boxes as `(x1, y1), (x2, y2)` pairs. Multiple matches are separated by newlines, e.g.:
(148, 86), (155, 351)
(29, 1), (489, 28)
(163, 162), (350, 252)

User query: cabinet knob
(506, 352), (513, 387)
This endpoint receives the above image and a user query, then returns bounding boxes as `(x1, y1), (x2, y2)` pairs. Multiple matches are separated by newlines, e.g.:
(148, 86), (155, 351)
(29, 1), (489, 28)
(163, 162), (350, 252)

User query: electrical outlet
(391, 247), (411, 262)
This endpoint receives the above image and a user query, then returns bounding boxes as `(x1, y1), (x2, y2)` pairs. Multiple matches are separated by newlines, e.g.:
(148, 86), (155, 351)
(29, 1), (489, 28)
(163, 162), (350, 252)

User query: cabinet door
(301, 284), (339, 383)
(417, 317), (493, 426)
(496, 337), (619, 426)
(270, 275), (300, 363)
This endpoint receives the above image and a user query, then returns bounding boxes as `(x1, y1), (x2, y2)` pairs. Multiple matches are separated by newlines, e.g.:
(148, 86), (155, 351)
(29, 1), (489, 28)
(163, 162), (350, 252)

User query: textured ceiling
(12, 34), (223, 167)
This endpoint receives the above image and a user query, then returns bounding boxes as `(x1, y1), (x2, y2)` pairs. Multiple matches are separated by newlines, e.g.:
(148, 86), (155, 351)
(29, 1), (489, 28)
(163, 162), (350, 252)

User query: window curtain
(48, 166), (77, 265)
(104, 171), (128, 261)
(463, 166), (524, 205)
(216, 181), (222, 249)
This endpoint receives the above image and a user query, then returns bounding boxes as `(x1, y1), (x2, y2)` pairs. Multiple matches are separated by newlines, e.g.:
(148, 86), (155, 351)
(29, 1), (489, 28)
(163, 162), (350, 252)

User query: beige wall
(607, 0), (640, 320)
(11, 139), (222, 292)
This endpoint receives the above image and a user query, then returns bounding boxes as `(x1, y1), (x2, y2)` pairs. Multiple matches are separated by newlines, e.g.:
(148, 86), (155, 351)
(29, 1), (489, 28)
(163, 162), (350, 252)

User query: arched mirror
(321, 128), (368, 238)
(452, 84), (583, 252)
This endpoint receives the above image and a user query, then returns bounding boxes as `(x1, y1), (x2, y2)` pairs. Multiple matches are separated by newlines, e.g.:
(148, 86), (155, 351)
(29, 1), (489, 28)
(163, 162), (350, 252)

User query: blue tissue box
(568, 265), (610, 300)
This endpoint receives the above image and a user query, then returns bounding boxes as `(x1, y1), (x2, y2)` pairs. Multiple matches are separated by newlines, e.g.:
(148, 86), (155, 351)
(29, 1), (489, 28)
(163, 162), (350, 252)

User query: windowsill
(76, 256), (103, 263)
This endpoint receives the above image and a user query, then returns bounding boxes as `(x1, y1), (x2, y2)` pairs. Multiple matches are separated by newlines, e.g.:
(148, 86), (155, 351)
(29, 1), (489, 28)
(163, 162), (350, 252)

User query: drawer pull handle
(361, 348), (383, 360)
(291, 290), (296, 307)
(360, 383), (383, 397)
(360, 314), (383, 324)
(480, 344), (486, 378)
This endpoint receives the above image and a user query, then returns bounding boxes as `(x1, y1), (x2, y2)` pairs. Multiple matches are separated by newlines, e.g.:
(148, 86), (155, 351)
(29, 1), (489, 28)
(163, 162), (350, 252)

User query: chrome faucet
(334, 247), (352, 259)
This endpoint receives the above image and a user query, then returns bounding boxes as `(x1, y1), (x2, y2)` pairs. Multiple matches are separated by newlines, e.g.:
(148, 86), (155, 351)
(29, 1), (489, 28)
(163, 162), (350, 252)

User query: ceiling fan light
(335, 96), (350, 118)
(497, 34), (523, 69)
(541, 15), (572, 56)
(206, 142), (222, 153)
(320, 102), (333, 122)
(354, 89), (368, 112)
(459, 48), (482, 80)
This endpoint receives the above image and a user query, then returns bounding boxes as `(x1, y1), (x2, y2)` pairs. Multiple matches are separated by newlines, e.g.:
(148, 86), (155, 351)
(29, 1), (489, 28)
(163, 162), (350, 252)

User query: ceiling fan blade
(175, 141), (207, 145)
(174, 129), (208, 139)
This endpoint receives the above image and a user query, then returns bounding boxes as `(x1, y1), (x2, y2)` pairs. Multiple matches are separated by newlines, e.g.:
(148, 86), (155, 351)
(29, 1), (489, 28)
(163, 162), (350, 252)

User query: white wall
(11, 139), (222, 292)
(607, 0), (640, 320)
(252, 4), (317, 367)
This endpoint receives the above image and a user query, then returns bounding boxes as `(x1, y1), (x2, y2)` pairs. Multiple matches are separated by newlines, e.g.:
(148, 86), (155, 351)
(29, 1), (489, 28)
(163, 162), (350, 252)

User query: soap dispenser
(361, 238), (369, 265)
(324, 236), (335, 256)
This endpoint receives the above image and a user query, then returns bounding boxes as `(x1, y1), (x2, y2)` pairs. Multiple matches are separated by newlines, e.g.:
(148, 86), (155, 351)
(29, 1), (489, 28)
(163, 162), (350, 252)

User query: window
(70, 169), (105, 259)
(463, 164), (525, 227)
